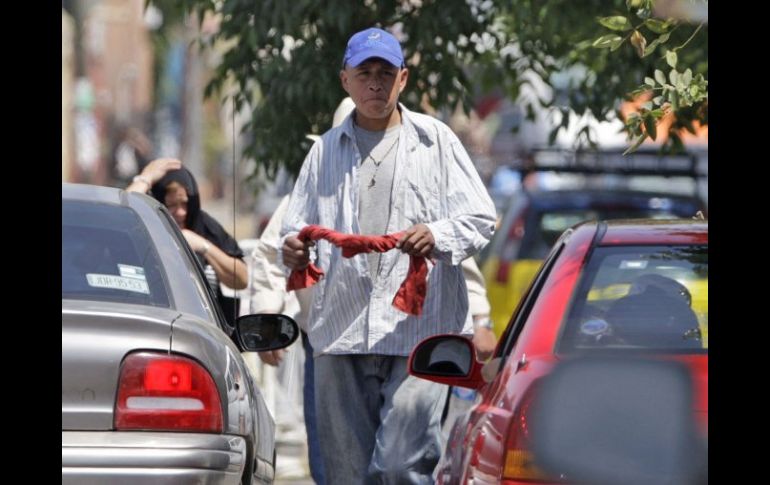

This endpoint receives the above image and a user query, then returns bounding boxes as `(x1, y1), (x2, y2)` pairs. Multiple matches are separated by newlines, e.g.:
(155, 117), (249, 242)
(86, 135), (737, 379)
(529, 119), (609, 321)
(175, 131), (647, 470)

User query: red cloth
(286, 225), (429, 316)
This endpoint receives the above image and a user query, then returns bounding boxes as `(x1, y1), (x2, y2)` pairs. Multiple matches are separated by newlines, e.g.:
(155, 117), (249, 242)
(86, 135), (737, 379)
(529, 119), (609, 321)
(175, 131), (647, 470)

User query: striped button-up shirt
(281, 105), (496, 356)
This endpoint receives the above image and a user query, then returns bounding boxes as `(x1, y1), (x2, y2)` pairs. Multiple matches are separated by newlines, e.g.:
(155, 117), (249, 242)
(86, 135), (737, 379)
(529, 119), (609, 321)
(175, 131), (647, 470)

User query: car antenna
(230, 98), (238, 321)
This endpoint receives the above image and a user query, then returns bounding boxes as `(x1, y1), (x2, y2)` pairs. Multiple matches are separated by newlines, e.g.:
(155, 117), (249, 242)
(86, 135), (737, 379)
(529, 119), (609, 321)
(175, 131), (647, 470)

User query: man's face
(340, 58), (408, 124)
(163, 183), (188, 229)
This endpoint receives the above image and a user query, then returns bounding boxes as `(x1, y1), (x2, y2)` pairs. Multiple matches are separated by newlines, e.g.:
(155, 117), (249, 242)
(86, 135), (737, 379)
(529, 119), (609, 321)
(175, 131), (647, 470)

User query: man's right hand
(282, 235), (313, 270)
(258, 349), (286, 367)
(472, 326), (497, 362)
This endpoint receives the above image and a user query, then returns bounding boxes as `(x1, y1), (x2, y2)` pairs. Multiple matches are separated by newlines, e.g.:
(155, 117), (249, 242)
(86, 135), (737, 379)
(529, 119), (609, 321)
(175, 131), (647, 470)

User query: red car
(409, 219), (708, 484)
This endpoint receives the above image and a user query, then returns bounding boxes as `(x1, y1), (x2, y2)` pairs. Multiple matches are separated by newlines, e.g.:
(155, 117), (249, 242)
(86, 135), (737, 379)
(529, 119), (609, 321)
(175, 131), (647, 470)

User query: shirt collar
(337, 103), (436, 148)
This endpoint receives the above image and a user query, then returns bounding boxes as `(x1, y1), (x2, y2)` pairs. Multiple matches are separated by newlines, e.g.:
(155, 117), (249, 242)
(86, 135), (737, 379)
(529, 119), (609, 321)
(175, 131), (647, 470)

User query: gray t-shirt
(354, 123), (401, 281)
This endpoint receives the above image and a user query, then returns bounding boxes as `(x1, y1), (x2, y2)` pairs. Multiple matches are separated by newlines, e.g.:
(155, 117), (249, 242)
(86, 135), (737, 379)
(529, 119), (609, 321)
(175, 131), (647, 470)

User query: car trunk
(62, 300), (178, 430)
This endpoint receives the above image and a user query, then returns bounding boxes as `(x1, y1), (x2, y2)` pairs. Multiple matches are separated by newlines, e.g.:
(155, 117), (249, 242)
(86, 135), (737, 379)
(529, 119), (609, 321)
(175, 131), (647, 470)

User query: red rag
(286, 225), (429, 316)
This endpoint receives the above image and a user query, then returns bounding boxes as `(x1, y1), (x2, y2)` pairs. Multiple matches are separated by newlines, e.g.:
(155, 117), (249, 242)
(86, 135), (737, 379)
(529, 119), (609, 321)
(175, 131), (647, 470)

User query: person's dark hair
(150, 167), (201, 230)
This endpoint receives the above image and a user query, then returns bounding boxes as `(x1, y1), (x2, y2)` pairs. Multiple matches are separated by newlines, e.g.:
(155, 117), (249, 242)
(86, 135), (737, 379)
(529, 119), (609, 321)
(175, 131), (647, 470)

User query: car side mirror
(235, 313), (299, 352)
(408, 335), (485, 389)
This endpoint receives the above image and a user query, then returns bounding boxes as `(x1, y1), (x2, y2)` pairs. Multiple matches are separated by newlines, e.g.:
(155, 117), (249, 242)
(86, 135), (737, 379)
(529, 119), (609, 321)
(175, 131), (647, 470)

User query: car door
(456, 230), (575, 483)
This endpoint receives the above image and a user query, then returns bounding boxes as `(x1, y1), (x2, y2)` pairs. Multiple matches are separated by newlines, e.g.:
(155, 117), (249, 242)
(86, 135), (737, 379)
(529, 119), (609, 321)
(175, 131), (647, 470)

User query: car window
(519, 205), (697, 261)
(156, 205), (234, 335)
(496, 233), (569, 361)
(62, 200), (170, 307)
(558, 245), (708, 353)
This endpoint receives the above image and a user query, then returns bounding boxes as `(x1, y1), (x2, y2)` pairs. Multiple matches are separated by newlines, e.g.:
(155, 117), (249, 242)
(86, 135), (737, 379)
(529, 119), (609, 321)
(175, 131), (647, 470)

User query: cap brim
(346, 52), (402, 68)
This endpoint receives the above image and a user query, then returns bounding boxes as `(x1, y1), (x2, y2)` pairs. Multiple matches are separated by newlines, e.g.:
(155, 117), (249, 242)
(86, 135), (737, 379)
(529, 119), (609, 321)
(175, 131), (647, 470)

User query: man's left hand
(397, 224), (435, 257)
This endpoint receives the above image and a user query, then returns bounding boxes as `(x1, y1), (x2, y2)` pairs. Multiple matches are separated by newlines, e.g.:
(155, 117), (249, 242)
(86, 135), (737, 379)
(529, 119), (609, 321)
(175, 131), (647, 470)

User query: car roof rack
(510, 147), (707, 179)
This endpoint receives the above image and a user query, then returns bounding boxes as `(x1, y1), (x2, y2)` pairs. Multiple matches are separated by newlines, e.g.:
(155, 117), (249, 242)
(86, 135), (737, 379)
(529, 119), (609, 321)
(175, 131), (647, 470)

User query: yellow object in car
(482, 257), (544, 337)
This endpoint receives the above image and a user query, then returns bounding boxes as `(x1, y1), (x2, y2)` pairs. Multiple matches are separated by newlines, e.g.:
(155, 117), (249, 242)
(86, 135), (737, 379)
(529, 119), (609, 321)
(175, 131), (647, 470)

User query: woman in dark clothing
(127, 158), (248, 325)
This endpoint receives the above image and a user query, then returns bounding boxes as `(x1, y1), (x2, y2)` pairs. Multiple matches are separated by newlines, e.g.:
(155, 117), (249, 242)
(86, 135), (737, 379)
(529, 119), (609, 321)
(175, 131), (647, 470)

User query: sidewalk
(275, 440), (314, 484)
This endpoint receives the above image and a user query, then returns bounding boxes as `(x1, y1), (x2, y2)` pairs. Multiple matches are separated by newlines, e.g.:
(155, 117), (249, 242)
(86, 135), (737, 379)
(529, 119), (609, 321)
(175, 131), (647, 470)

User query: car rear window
(62, 200), (170, 308)
(558, 245), (708, 353)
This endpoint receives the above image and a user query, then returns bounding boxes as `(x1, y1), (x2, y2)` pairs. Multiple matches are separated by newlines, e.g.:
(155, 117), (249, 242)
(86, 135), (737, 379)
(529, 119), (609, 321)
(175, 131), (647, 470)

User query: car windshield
(559, 245), (708, 353)
(62, 200), (170, 308)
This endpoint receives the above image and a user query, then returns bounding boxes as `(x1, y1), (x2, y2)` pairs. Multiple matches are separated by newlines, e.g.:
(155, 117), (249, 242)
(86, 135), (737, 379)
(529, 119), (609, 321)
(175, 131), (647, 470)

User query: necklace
(364, 137), (399, 189)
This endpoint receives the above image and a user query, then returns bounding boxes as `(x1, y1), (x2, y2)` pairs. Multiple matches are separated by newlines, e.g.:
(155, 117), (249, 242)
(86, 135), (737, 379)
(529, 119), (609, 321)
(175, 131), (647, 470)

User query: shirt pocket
(397, 178), (440, 224)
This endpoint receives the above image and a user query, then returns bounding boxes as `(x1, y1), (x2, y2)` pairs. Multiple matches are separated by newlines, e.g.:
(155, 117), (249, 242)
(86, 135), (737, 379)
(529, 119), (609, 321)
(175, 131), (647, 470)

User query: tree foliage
(171, 0), (500, 182)
(498, 0), (707, 152)
(157, 0), (706, 184)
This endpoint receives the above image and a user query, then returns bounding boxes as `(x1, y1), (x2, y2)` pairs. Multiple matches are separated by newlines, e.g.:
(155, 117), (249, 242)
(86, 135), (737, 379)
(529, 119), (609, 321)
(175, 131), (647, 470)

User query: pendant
(368, 177), (376, 189)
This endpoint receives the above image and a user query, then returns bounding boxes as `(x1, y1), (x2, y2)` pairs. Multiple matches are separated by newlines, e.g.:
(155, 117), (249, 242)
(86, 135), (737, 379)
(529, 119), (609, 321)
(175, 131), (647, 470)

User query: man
(281, 27), (496, 483)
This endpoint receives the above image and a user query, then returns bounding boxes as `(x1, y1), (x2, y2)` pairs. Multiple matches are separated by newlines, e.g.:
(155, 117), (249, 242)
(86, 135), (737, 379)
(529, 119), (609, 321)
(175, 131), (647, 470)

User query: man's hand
(282, 235), (313, 270)
(472, 326), (497, 362)
(258, 349), (286, 367)
(396, 223), (435, 257)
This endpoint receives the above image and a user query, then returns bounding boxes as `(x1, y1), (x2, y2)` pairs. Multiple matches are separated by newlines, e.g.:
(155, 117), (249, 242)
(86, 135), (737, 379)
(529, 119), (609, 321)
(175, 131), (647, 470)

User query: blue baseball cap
(343, 27), (404, 68)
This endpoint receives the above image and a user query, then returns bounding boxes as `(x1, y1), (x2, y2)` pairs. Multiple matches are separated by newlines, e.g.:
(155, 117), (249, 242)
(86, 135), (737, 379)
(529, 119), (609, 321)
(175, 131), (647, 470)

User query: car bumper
(62, 431), (246, 485)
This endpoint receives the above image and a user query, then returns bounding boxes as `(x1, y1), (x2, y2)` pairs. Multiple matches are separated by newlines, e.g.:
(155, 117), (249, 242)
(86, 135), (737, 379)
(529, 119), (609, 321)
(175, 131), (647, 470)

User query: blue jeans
(302, 332), (326, 484)
(314, 354), (447, 484)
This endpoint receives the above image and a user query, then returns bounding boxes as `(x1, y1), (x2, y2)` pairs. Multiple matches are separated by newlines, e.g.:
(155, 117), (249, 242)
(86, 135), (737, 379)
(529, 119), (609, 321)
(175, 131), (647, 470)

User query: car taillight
(502, 389), (553, 482)
(114, 352), (223, 433)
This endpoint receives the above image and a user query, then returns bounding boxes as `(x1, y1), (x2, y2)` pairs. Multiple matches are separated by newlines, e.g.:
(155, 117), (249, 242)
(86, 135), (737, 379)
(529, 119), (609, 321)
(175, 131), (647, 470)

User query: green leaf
(643, 115), (657, 141)
(670, 91), (680, 111)
(644, 19), (669, 34)
(654, 69), (667, 85)
(646, 32), (671, 54)
(642, 42), (658, 57)
(669, 69), (678, 85)
(644, 76), (656, 87)
(598, 16), (632, 31)
(666, 50), (678, 68)
(682, 68), (693, 85)
(592, 34), (624, 49)
(609, 37), (624, 51)
(623, 133), (648, 155)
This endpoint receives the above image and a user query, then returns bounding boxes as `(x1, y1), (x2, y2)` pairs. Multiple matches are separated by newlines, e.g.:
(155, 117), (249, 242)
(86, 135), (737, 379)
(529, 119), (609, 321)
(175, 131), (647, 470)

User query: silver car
(62, 183), (298, 484)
